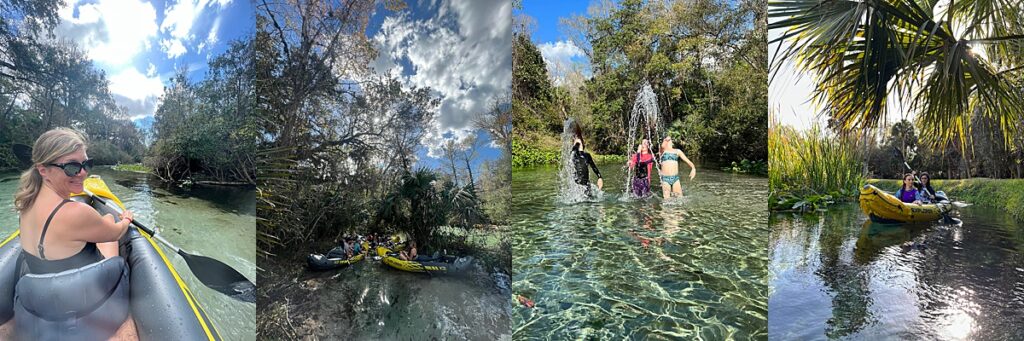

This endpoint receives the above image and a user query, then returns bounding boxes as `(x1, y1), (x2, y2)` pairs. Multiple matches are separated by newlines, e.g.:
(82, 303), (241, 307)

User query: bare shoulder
(54, 201), (102, 223)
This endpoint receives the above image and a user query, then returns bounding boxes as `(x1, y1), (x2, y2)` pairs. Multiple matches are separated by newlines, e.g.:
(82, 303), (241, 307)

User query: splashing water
(558, 118), (599, 203)
(624, 82), (664, 199)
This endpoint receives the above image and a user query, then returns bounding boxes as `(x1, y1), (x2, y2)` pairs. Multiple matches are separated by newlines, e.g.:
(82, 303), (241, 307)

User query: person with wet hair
(570, 124), (603, 195)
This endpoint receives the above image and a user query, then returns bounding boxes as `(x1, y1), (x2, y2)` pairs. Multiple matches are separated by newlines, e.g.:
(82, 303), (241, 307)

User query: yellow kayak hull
(859, 184), (951, 223)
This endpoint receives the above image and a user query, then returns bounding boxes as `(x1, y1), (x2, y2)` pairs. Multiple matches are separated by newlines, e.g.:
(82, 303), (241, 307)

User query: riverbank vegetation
(512, 0), (767, 170)
(254, 0), (510, 278)
(0, 1), (255, 186)
(769, 118), (864, 212)
(0, 1), (144, 171)
(146, 42), (257, 185)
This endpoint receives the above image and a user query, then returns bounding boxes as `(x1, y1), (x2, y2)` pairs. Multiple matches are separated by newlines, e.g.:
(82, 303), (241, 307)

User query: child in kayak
(627, 139), (654, 197)
(895, 173), (923, 204)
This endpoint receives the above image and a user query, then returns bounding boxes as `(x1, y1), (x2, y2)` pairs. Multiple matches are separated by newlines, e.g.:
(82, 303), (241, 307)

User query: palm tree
(770, 0), (1024, 149)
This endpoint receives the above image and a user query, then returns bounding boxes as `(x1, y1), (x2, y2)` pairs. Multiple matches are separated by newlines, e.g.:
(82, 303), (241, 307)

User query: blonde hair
(13, 128), (89, 211)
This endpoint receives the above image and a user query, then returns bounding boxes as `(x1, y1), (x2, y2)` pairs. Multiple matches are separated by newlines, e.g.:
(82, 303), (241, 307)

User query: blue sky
(56, 0), (509, 173)
(56, 0), (253, 130)
(365, 1), (511, 171)
(519, 0), (593, 85)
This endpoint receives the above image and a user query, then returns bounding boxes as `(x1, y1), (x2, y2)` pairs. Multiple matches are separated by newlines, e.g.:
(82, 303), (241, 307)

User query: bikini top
(20, 199), (104, 275)
(661, 151), (679, 162)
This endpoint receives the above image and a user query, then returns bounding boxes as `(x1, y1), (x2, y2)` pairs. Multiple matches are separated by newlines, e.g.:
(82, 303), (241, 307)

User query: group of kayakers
(570, 124), (697, 199)
(895, 171), (939, 204)
(334, 234), (423, 262)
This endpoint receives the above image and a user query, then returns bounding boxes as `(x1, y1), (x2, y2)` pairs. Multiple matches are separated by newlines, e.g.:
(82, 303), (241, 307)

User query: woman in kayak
(9, 128), (137, 339)
(895, 173), (923, 204)
(919, 172), (937, 202)
(571, 130), (603, 194)
(627, 139), (655, 197)
(658, 136), (696, 199)
(399, 240), (419, 261)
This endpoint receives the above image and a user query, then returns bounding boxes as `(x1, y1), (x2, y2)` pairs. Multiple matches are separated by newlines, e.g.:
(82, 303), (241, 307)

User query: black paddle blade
(178, 250), (255, 303)
(12, 144), (32, 166)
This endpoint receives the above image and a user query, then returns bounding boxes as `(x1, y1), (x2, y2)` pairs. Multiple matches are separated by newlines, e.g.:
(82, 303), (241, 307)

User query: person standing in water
(571, 129), (603, 195)
(659, 136), (696, 199)
(627, 139), (654, 197)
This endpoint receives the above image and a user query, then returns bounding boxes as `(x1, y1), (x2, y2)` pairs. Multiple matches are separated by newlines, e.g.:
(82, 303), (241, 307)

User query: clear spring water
(513, 164), (768, 339)
(769, 204), (1024, 340)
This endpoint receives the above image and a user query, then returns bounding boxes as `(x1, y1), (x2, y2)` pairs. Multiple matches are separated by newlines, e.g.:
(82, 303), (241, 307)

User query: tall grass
(769, 116), (865, 210)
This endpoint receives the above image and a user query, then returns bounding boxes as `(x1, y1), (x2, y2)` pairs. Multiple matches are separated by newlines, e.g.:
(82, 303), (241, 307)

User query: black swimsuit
(19, 199), (104, 275)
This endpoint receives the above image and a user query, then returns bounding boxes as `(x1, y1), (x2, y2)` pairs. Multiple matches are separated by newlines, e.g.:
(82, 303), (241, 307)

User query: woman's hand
(119, 210), (134, 224)
(689, 168), (696, 180)
(597, 178), (603, 190)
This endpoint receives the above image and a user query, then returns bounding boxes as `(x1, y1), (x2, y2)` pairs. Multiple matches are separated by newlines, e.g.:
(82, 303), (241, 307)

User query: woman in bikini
(658, 136), (696, 199)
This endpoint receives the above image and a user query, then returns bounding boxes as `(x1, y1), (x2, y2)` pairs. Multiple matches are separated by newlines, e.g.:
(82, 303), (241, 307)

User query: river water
(0, 167), (256, 340)
(511, 164), (769, 339)
(769, 203), (1024, 339)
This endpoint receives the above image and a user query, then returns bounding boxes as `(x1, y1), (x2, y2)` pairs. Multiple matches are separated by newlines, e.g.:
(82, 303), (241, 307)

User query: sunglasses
(47, 159), (94, 176)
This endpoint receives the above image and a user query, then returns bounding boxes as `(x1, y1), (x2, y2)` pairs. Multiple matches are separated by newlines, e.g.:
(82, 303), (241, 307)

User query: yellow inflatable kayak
(0, 176), (222, 340)
(375, 246), (473, 274)
(859, 184), (952, 223)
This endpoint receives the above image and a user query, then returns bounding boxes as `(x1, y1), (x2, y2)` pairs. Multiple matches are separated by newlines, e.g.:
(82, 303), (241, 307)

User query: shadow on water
(770, 203), (1024, 340)
(111, 178), (255, 216)
(512, 164), (769, 339)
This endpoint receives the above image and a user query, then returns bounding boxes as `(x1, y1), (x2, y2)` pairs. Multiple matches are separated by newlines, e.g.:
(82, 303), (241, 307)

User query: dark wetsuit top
(572, 146), (602, 185)
(19, 199), (104, 275)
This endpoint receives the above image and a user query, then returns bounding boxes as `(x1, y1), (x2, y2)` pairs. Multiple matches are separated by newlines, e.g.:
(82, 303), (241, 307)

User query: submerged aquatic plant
(769, 116), (864, 211)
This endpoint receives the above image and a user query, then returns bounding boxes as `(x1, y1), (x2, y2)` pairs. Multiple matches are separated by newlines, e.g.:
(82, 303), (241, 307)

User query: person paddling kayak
(8, 128), (137, 339)
(895, 173), (923, 204)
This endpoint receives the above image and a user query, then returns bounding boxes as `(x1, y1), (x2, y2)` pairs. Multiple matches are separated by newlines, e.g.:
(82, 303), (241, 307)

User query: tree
(770, 0), (1024, 152)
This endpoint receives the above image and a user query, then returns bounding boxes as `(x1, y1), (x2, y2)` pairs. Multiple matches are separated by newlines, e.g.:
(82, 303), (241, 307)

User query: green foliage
(769, 0), (1024, 150)
(512, 139), (559, 168)
(513, 0), (767, 168)
(111, 163), (152, 173)
(722, 159), (768, 175)
(148, 40), (257, 184)
(0, 5), (146, 171)
(769, 118), (865, 211)
(375, 168), (486, 246)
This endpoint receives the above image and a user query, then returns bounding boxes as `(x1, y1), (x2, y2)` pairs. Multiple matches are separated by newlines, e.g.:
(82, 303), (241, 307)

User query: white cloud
(372, 0), (511, 157)
(161, 39), (187, 58)
(146, 63), (157, 77)
(160, 0), (231, 58)
(538, 40), (584, 85)
(108, 68), (165, 102)
(56, 0), (158, 67)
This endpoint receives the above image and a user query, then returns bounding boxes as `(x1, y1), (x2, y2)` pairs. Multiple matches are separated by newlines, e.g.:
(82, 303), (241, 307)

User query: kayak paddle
(87, 191), (256, 303)
(12, 143), (255, 303)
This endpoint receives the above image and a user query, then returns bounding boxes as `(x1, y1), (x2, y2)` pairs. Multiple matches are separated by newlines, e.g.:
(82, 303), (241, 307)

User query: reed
(769, 116), (865, 211)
